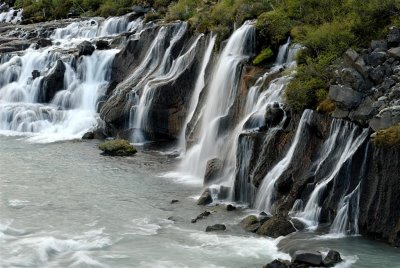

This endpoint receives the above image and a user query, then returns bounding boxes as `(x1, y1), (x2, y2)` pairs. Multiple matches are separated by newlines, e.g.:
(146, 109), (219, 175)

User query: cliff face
(359, 145), (400, 246)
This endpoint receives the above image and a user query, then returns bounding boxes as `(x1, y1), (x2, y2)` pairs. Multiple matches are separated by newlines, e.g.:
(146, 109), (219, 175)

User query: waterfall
(254, 110), (314, 212)
(0, 8), (22, 23)
(0, 16), (133, 142)
(176, 21), (255, 183)
(121, 22), (188, 143)
(293, 121), (370, 229)
(177, 35), (216, 154)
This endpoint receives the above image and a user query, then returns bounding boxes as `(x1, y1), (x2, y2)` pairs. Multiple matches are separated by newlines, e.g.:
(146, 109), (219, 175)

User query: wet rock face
(38, 60), (66, 103)
(359, 145), (400, 247)
(329, 28), (400, 129)
(204, 158), (223, 185)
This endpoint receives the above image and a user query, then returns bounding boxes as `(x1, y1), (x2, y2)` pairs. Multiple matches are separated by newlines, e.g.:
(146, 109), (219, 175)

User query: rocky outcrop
(264, 250), (342, 268)
(328, 27), (400, 129)
(38, 60), (66, 103)
(205, 224), (226, 232)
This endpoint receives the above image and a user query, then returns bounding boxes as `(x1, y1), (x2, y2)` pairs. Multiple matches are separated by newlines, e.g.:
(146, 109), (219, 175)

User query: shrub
(316, 99), (335, 114)
(253, 47), (273, 65)
(373, 124), (400, 147)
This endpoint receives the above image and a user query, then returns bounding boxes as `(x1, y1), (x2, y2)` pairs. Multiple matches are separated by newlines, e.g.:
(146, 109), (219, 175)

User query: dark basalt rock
(191, 211), (211, 223)
(82, 132), (95, 140)
(263, 259), (293, 268)
(35, 38), (52, 49)
(264, 102), (285, 128)
(38, 60), (66, 103)
(226, 204), (236, 211)
(78, 41), (95, 56)
(323, 250), (342, 267)
(328, 85), (363, 109)
(291, 250), (323, 267)
(205, 224), (226, 232)
(171, 199), (179, 204)
(96, 40), (109, 50)
(32, 70), (40, 79)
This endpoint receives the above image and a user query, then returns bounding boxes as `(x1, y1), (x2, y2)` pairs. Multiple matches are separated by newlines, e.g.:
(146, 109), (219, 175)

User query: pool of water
(0, 136), (398, 267)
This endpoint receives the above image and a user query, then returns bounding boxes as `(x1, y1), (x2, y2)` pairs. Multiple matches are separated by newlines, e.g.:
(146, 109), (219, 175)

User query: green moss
(98, 139), (137, 156)
(373, 124), (400, 147)
(253, 47), (274, 65)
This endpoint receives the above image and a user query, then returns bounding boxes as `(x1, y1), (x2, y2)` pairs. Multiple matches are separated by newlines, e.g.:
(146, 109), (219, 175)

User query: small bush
(253, 47), (273, 65)
(373, 124), (400, 147)
(316, 99), (335, 114)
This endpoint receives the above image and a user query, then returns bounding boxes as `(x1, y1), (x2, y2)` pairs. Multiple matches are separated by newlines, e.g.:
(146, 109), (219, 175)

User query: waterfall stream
(0, 15), (145, 142)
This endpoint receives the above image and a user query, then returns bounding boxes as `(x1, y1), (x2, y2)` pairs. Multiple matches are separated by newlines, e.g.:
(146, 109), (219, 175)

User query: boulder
(78, 41), (95, 56)
(349, 97), (378, 124)
(371, 40), (388, 51)
(328, 85), (363, 109)
(204, 158), (223, 185)
(226, 204), (236, 211)
(369, 66), (385, 84)
(388, 47), (400, 59)
(241, 215), (260, 232)
(171, 199), (179, 204)
(98, 139), (137, 156)
(38, 60), (66, 103)
(369, 106), (400, 131)
(32, 70), (40, 80)
(387, 27), (400, 47)
(331, 108), (349, 119)
(82, 131), (95, 139)
(341, 67), (365, 90)
(205, 224), (226, 232)
(35, 38), (52, 49)
(291, 250), (323, 266)
(197, 188), (213, 206)
(263, 259), (293, 268)
(343, 48), (359, 66)
(256, 216), (296, 238)
(367, 51), (386, 67)
(291, 218), (306, 231)
(323, 250), (342, 267)
(96, 40), (110, 50)
(265, 102), (285, 127)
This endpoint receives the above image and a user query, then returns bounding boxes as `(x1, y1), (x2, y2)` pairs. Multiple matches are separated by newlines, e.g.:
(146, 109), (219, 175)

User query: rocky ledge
(328, 26), (400, 131)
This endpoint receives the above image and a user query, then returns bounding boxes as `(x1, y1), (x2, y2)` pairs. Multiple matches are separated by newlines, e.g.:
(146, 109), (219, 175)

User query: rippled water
(0, 136), (399, 267)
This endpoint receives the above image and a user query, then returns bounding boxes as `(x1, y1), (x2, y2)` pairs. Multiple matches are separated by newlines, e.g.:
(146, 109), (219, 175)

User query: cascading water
(176, 21), (255, 183)
(0, 16), (143, 142)
(292, 121), (370, 229)
(177, 35), (216, 154)
(0, 8), (22, 23)
(254, 110), (314, 212)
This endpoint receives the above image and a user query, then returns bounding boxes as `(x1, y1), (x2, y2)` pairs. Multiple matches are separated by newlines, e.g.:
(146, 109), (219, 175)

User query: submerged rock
(205, 224), (226, 232)
(226, 204), (236, 211)
(323, 250), (342, 267)
(98, 139), (137, 156)
(191, 211), (211, 223)
(263, 259), (293, 268)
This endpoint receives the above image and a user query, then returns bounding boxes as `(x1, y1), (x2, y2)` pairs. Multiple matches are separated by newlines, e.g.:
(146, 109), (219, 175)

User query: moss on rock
(98, 139), (137, 156)
(373, 124), (400, 147)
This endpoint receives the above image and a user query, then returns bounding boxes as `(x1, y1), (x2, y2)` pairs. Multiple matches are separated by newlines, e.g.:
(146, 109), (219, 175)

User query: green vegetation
(11, 0), (400, 112)
(373, 124), (400, 147)
(253, 47), (273, 65)
(98, 139), (137, 156)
